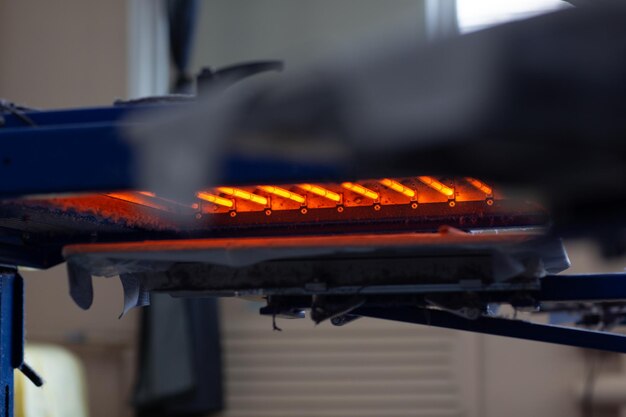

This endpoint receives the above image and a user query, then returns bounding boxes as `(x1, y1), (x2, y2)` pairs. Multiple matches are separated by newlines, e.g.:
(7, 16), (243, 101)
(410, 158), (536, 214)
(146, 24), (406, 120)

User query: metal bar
(355, 306), (626, 353)
(540, 273), (626, 302)
(0, 269), (23, 417)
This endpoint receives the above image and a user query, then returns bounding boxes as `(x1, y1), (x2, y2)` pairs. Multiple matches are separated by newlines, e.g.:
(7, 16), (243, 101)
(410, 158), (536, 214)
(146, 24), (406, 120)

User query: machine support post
(0, 269), (24, 417)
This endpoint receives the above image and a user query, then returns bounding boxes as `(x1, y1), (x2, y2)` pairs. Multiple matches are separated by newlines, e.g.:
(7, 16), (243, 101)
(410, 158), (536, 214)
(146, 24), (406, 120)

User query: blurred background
(1, 1), (625, 416)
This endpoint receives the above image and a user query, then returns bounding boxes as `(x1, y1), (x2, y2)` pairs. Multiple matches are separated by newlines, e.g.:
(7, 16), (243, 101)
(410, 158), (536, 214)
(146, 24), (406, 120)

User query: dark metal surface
(540, 274), (626, 302)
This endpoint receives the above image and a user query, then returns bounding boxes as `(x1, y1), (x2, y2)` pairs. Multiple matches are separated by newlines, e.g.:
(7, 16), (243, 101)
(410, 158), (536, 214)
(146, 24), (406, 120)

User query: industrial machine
(1, 3), (625, 416)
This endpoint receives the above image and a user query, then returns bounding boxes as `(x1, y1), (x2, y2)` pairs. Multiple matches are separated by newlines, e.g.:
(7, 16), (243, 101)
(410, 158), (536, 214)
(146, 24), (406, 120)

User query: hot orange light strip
(465, 177), (493, 195)
(379, 178), (415, 198)
(217, 187), (268, 206)
(341, 182), (379, 201)
(297, 184), (342, 203)
(418, 176), (454, 198)
(196, 191), (234, 208)
(258, 185), (305, 204)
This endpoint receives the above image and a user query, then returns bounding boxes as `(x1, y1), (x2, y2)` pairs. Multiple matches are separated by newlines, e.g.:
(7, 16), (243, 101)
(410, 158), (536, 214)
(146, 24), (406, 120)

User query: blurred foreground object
(128, 4), (625, 251)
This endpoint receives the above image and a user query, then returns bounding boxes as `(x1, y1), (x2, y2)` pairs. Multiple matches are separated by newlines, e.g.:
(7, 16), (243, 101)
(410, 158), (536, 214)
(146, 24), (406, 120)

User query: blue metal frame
(0, 105), (341, 198)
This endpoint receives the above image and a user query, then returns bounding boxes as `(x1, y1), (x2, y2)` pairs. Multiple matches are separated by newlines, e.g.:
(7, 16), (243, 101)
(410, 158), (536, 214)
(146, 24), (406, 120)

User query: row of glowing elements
(107, 177), (494, 211)
(195, 177), (491, 208)
(198, 182), (380, 209)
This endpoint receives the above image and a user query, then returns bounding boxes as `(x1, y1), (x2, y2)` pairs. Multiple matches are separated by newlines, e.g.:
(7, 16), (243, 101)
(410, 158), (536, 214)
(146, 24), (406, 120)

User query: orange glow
(47, 176), (504, 223)
(196, 191), (234, 208)
(64, 231), (539, 256)
(465, 177), (493, 195)
(258, 185), (305, 204)
(217, 187), (268, 206)
(341, 182), (379, 201)
(297, 184), (342, 203)
(418, 176), (455, 198)
(379, 178), (415, 198)
(14, 175), (536, 245)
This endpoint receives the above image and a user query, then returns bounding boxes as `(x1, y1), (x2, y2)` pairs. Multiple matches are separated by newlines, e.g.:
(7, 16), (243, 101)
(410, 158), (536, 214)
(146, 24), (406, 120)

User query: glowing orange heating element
(297, 184), (342, 203)
(196, 191), (234, 208)
(418, 176), (454, 198)
(217, 187), (268, 206)
(341, 182), (379, 201)
(379, 178), (416, 198)
(465, 177), (493, 195)
(258, 185), (305, 204)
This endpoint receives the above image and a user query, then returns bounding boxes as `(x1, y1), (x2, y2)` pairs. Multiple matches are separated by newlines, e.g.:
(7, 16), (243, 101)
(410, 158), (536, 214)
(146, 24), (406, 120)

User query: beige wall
(0, 0), (128, 108)
(22, 266), (138, 417)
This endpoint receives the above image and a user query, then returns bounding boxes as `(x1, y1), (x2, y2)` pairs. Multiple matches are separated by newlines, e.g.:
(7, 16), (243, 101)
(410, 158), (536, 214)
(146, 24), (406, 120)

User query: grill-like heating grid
(109, 176), (495, 216)
(16, 176), (544, 232)
(0, 175), (546, 268)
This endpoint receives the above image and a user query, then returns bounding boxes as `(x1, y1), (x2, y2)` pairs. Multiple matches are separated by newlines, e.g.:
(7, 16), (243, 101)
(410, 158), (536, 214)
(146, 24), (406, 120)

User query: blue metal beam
(0, 105), (342, 197)
(0, 124), (135, 197)
(355, 306), (626, 353)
